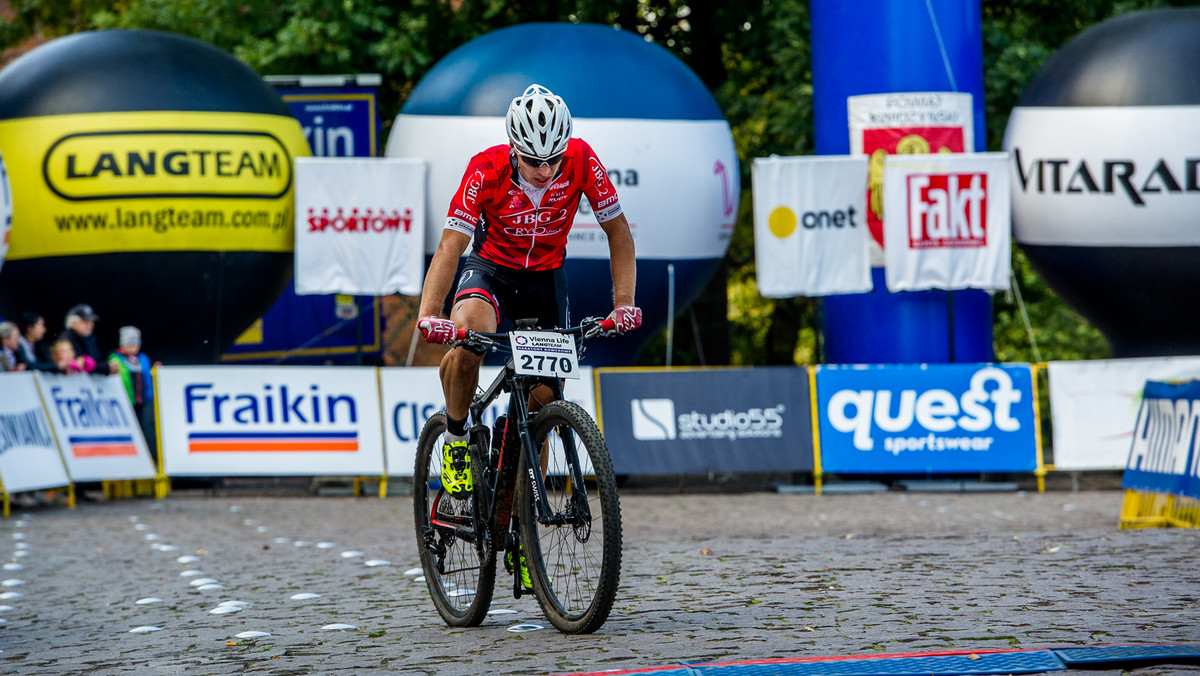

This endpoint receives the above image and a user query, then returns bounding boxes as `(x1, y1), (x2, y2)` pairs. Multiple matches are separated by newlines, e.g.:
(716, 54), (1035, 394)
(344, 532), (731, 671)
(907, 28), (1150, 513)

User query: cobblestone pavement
(1, 488), (1198, 675)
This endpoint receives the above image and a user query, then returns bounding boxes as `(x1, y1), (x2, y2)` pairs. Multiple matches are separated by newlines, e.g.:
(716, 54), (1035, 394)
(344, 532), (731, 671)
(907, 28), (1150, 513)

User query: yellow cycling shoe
(505, 547), (533, 590)
(441, 439), (472, 497)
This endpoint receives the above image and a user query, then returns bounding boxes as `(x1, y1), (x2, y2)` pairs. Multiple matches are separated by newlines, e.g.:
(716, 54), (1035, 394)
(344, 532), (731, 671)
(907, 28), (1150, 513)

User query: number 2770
(520, 354), (574, 374)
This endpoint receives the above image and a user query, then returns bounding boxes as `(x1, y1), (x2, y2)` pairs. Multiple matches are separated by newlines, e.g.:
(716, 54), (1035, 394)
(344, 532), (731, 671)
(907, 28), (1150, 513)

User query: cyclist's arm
(418, 229), (472, 318)
(600, 213), (636, 307)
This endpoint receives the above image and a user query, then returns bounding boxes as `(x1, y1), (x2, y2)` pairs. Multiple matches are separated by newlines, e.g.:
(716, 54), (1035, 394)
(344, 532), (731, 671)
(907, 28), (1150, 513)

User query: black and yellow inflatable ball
(0, 30), (309, 364)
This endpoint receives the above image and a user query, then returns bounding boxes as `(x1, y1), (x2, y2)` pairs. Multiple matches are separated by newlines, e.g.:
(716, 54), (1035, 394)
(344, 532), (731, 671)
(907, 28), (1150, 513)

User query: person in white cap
(108, 326), (161, 460)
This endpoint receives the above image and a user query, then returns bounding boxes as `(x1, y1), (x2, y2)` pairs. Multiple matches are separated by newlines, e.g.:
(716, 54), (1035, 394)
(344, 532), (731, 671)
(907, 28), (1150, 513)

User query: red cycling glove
(606, 305), (642, 333)
(418, 316), (455, 344)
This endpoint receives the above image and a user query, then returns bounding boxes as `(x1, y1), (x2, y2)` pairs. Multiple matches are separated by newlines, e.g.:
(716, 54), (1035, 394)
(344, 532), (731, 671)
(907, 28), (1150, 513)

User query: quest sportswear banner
(882, 152), (1011, 292)
(294, 158), (426, 295)
(752, 156), (871, 297)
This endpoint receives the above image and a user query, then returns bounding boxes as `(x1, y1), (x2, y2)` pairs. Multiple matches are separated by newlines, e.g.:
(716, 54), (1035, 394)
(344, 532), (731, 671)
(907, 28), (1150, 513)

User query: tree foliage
(1, 0), (1189, 365)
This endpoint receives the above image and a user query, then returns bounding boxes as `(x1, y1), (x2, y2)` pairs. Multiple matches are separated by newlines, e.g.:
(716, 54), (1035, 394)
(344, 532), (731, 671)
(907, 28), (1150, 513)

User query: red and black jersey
(444, 137), (623, 271)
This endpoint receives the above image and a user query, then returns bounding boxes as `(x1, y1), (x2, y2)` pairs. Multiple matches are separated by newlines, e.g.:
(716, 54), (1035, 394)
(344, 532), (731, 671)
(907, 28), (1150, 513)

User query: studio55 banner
(597, 367), (813, 475)
(751, 156), (871, 297)
(882, 152), (1011, 292)
(816, 363), (1038, 474)
(293, 157), (425, 295)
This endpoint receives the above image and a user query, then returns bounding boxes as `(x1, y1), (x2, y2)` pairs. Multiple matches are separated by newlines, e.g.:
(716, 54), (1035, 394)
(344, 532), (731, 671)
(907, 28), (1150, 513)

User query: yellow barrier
(1120, 489), (1200, 529)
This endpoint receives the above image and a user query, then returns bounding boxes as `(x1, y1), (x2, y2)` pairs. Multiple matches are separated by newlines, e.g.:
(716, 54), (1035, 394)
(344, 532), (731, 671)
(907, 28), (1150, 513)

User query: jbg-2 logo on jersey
(906, 173), (987, 248)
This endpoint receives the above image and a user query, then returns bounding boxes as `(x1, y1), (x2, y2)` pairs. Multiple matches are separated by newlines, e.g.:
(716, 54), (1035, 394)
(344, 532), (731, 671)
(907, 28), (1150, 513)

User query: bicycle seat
(513, 318), (541, 330)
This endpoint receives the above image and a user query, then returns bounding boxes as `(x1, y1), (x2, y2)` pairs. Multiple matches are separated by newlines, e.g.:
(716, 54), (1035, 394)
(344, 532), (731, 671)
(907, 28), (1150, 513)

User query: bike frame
(466, 338), (592, 534)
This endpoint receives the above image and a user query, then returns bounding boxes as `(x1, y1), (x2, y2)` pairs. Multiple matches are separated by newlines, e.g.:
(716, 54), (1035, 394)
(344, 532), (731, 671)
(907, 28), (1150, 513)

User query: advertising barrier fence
(37, 372), (156, 483)
(597, 367), (813, 476)
(155, 366), (385, 478)
(14, 356), (1200, 514)
(1120, 379), (1200, 528)
(1047, 356), (1200, 471)
(814, 363), (1042, 485)
(0, 373), (72, 516)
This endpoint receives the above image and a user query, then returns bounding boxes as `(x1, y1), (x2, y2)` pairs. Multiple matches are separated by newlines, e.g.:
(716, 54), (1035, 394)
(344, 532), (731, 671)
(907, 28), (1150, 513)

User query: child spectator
(51, 338), (95, 374)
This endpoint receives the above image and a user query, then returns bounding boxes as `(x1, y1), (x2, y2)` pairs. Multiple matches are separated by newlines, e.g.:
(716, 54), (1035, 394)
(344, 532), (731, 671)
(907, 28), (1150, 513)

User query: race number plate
(509, 331), (580, 379)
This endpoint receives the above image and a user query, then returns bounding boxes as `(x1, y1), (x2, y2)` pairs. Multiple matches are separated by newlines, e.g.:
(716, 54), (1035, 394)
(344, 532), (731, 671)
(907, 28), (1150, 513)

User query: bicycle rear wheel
(413, 412), (495, 626)
(517, 400), (622, 633)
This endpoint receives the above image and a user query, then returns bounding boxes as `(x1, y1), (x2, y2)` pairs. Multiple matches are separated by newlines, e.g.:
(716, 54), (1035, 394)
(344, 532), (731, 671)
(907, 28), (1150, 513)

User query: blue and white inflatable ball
(386, 22), (739, 366)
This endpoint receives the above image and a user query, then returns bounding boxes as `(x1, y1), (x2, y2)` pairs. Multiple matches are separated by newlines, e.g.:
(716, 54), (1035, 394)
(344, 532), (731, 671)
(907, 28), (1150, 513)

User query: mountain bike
(413, 316), (622, 634)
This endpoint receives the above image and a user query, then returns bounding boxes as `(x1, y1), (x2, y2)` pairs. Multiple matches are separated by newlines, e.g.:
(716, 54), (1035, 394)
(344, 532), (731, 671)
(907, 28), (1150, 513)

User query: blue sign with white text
(1123, 380), (1200, 500)
(816, 363), (1038, 474)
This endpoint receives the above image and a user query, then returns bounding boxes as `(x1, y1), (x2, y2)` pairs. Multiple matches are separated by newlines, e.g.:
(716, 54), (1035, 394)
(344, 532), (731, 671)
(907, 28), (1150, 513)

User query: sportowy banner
(36, 372), (156, 482)
(882, 152), (1011, 292)
(293, 157), (425, 295)
(751, 156), (872, 297)
(848, 92), (974, 253)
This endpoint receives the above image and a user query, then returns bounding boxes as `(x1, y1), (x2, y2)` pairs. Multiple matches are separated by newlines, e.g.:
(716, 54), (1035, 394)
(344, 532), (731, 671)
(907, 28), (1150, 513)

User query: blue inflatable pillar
(811, 0), (993, 364)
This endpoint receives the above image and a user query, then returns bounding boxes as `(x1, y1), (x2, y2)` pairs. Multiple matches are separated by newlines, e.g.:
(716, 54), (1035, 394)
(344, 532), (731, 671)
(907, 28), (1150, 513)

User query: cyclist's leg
(438, 259), (501, 496)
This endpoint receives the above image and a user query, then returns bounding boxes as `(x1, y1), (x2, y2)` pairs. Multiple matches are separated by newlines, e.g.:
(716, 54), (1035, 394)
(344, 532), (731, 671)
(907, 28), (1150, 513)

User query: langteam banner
(156, 366), (385, 477)
(597, 367), (812, 476)
(1124, 379), (1200, 500)
(380, 366), (596, 477)
(0, 373), (70, 494)
(816, 363), (1038, 474)
(0, 111), (309, 260)
(36, 372), (156, 482)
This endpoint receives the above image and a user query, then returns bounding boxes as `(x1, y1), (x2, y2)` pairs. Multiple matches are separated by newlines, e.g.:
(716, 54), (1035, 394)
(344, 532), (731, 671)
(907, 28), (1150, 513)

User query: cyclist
(416, 83), (641, 503)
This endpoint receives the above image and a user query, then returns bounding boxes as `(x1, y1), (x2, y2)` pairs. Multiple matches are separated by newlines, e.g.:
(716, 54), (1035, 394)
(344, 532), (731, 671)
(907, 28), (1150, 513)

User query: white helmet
(506, 84), (572, 159)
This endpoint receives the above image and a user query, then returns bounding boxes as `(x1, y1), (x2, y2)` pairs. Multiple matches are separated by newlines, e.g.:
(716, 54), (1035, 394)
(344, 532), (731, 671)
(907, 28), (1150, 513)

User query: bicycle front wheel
(517, 400), (622, 634)
(413, 412), (495, 626)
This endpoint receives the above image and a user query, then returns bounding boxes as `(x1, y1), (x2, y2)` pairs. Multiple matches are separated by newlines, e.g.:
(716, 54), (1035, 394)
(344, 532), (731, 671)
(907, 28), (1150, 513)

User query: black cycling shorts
(449, 255), (570, 330)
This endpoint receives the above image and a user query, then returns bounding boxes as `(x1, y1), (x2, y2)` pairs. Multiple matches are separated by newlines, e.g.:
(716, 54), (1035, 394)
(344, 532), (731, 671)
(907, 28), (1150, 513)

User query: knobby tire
(413, 412), (496, 626)
(517, 400), (622, 634)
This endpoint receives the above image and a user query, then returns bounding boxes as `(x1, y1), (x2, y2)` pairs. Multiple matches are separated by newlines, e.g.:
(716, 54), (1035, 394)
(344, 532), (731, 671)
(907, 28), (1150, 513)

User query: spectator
(108, 326), (161, 461)
(0, 321), (28, 372)
(16, 311), (57, 372)
(62, 303), (113, 374)
(51, 338), (95, 374)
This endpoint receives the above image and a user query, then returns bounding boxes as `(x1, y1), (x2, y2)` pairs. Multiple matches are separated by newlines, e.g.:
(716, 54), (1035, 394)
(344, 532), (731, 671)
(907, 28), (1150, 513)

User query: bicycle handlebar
(453, 316), (617, 351)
